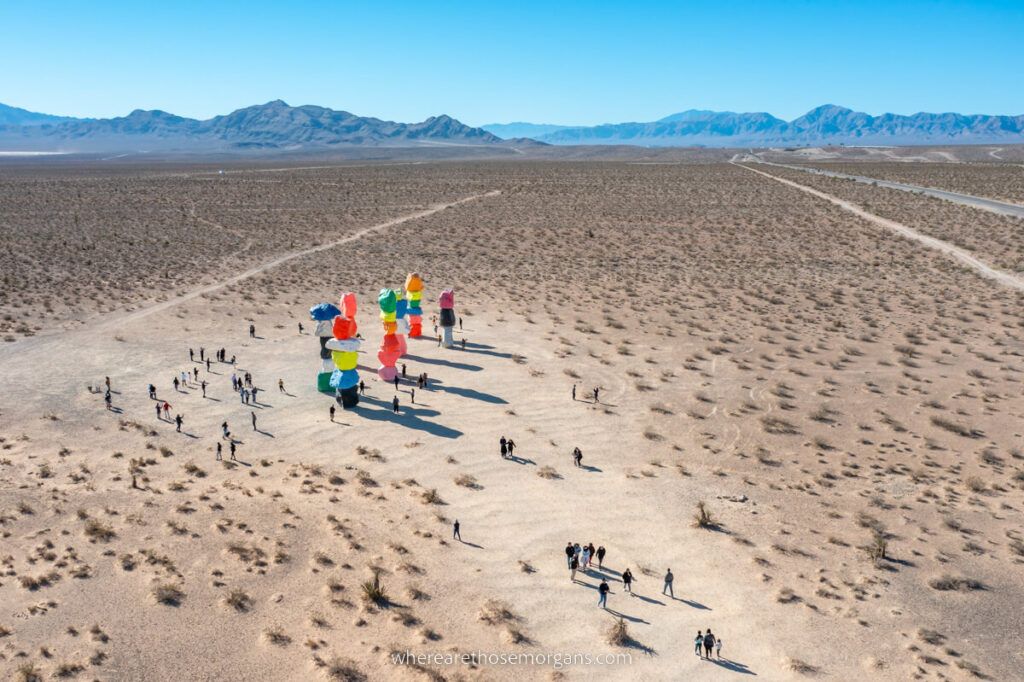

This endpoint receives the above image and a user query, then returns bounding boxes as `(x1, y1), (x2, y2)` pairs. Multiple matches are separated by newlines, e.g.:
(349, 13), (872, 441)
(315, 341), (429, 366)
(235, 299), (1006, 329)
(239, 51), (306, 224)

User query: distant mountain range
(4, 101), (1023, 152)
(484, 105), (1024, 146)
(0, 100), (502, 152)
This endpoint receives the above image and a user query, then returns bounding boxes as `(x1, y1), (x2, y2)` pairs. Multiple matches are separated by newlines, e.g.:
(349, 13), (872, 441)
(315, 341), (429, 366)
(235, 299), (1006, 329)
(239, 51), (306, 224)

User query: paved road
(737, 156), (1024, 220)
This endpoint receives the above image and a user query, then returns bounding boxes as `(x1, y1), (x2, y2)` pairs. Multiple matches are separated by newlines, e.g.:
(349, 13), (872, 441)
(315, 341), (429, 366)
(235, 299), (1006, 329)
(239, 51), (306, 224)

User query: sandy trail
(732, 162), (1024, 293)
(741, 156), (1024, 218)
(0, 190), (500, 360)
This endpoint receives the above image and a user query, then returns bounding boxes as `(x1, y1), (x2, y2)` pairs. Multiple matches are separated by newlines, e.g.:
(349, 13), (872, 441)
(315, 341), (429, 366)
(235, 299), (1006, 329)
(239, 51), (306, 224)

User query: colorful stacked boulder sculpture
(439, 288), (456, 348)
(405, 273), (424, 338)
(394, 289), (409, 357)
(378, 288), (401, 381)
(327, 293), (361, 408)
(309, 302), (342, 393)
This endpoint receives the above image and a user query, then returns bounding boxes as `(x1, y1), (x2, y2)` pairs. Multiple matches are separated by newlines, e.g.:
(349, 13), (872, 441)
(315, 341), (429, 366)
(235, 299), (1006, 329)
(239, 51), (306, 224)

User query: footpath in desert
(1, 157), (1024, 681)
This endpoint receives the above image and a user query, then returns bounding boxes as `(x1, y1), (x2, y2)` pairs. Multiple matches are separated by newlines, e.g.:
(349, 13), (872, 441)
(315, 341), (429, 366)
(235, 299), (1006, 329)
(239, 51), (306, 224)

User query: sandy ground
(2, 160), (1023, 682)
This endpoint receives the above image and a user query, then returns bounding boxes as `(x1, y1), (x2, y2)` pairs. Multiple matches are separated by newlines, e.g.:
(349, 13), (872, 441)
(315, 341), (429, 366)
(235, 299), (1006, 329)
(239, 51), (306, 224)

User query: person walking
(221, 420), (230, 439)
(329, 405), (336, 422)
(703, 630), (716, 659)
(410, 388), (415, 404)
(453, 519), (461, 541)
(565, 542), (575, 569)
(162, 402), (171, 420)
(715, 634), (723, 659)
(104, 391), (113, 411)
(392, 396), (400, 414)
(622, 568), (634, 594)
(598, 579), (610, 609)
(201, 380), (207, 398)
(573, 447), (583, 468)
(662, 568), (674, 598)
(155, 403), (162, 420)
(230, 440), (237, 461)
(461, 337), (466, 350)
(507, 439), (516, 458)
(278, 379), (285, 393)
(359, 380), (365, 395)
(251, 411), (257, 431)
(596, 546), (606, 569)
(173, 376), (180, 392)
(175, 414), (183, 433)
(393, 375), (400, 391)
(148, 384), (156, 400)
(582, 545), (591, 569)
(572, 384), (576, 401)
(216, 442), (222, 461)
(298, 322), (304, 334)
(500, 437), (507, 459)
(570, 554), (579, 582)
(694, 632), (704, 657)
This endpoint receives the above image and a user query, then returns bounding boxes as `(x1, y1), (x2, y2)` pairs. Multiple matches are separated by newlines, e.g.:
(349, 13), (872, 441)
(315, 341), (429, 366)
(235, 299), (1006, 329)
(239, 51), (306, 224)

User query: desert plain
(1, 152), (1023, 681)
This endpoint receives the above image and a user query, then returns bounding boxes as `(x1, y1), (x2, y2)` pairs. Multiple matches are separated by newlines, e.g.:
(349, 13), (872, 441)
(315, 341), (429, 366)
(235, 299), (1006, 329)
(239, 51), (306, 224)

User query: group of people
(695, 629), (722, 659)
(570, 383), (601, 403)
(499, 436), (518, 459)
(232, 372), (259, 405)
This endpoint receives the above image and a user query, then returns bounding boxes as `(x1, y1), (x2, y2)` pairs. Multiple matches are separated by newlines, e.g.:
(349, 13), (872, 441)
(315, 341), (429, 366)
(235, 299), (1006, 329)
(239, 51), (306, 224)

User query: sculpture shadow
(403, 353), (482, 372)
(431, 380), (507, 404)
(354, 396), (463, 439)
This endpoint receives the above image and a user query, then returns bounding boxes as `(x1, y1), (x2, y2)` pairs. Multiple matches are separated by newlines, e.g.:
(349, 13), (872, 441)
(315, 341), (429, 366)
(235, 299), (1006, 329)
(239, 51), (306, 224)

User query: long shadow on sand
(460, 343), (514, 360)
(707, 658), (756, 675)
(431, 380), (507, 404)
(354, 395), (463, 439)
(403, 354), (482, 372)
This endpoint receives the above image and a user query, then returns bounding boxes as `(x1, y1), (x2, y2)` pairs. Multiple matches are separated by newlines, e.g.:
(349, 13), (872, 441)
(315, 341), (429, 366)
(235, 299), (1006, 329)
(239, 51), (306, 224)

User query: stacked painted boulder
(394, 289), (409, 357)
(439, 288), (456, 348)
(309, 302), (342, 393)
(328, 293), (361, 408)
(405, 273), (424, 337)
(378, 288), (401, 381)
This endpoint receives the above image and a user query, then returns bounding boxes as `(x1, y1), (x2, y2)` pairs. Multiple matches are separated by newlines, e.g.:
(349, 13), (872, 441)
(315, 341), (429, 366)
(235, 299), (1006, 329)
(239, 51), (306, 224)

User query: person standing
(461, 338), (466, 350)
(703, 630), (716, 659)
(570, 554), (579, 582)
(694, 632), (704, 657)
(410, 388), (415, 404)
(201, 380), (207, 398)
(251, 386), (259, 403)
(230, 440), (237, 461)
(222, 420), (230, 439)
(206, 358), (211, 372)
(500, 437), (507, 459)
(162, 402), (171, 420)
(329, 405), (336, 422)
(715, 634), (723, 659)
(622, 568), (634, 594)
(359, 380), (365, 395)
(199, 347), (205, 362)
(453, 519), (461, 541)
(572, 384), (576, 401)
(506, 439), (516, 458)
(582, 545), (591, 569)
(251, 411), (257, 431)
(104, 391), (112, 411)
(573, 447), (583, 468)
(401, 363), (406, 377)
(249, 323), (255, 338)
(216, 442), (222, 461)
(189, 348), (194, 362)
(593, 386), (600, 403)
(596, 546), (606, 569)
(278, 379), (285, 393)
(437, 333), (442, 347)
(175, 414), (183, 432)
(392, 396), (400, 414)
(458, 316), (463, 330)
(564, 542), (575, 569)
(598, 579), (610, 609)
(155, 403), (162, 420)
(298, 322), (304, 334)
(393, 375), (400, 391)
(148, 384), (156, 400)
(173, 376), (180, 392)
(663, 568), (674, 598)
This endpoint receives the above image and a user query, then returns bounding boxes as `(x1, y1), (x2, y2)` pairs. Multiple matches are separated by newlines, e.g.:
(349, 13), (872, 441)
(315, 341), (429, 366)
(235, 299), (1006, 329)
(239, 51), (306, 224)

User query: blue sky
(2, 1), (1022, 125)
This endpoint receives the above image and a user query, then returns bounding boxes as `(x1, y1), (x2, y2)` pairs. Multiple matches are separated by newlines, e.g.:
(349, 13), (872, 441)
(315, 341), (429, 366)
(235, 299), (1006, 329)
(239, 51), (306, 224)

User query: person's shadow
(708, 658), (756, 675)
(256, 429), (275, 438)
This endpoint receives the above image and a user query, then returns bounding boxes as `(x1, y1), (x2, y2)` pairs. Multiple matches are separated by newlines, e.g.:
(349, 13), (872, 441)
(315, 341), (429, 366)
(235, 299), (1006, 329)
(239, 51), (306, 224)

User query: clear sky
(2, 1), (1022, 126)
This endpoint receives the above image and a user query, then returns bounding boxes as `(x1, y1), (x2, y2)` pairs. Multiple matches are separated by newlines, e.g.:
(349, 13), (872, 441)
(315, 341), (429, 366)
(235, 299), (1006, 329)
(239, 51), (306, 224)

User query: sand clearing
(2, 159), (1023, 681)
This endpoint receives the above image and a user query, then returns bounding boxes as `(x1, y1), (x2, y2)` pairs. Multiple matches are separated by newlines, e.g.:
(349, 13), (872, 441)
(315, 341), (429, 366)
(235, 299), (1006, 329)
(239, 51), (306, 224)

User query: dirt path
(0, 190), (501, 359)
(732, 162), (1024, 293)
(739, 156), (1024, 219)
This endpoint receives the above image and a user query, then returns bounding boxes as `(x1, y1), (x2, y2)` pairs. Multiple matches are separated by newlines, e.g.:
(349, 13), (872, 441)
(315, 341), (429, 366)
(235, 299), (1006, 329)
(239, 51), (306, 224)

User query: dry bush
(929, 575), (986, 592)
(478, 599), (517, 626)
(360, 570), (389, 605)
(152, 582), (185, 605)
(224, 589), (253, 613)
